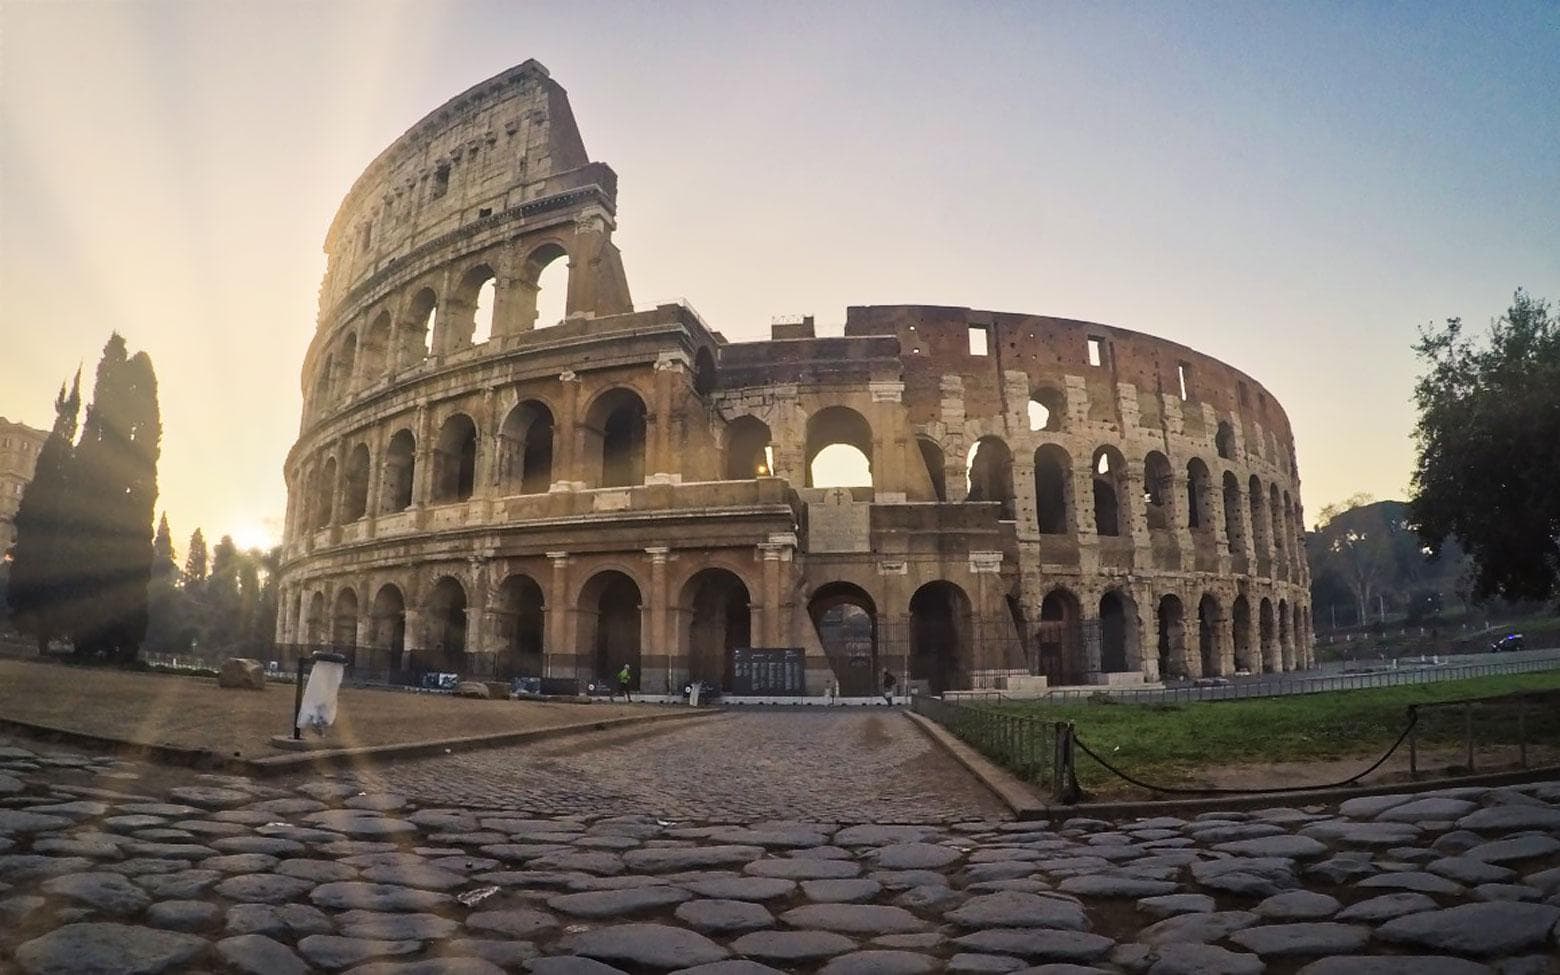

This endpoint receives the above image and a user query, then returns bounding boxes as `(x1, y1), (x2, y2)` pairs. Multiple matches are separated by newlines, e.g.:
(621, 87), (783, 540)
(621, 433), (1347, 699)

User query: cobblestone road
(4, 733), (1560, 974)
(336, 709), (1007, 823)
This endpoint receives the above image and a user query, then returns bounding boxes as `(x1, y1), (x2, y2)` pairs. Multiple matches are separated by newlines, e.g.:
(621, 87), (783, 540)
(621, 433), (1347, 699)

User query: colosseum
(276, 60), (1313, 697)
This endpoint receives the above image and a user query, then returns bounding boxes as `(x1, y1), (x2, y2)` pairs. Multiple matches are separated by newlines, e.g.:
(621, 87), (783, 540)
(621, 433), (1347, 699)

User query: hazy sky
(2, 1), (1556, 552)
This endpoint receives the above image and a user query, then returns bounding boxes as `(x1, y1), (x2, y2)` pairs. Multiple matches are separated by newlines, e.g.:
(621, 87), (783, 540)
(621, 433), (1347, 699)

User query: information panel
(728, 647), (806, 696)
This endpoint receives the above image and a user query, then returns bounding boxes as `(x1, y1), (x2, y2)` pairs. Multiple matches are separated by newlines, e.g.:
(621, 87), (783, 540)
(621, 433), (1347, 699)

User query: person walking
(881, 668), (897, 706)
(617, 663), (634, 703)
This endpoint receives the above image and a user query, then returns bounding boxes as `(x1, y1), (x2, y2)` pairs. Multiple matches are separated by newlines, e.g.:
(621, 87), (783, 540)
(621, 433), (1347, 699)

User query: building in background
(0, 418), (49, 550)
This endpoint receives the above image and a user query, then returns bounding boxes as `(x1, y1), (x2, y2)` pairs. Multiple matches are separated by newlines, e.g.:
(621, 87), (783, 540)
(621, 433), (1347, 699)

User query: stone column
(647, 353), (686, 484)
(545, 552), (573, 680)
(365, 425), (386, 535)
(412, 406), (433, 506)
(644, 546), (671, 692)
(1216, 609), (1235, 676)
(552, 372), (583, 491)
(493, 271), (537, 338)
(868, 381), (907, 501)
(759, 543), (784, 648)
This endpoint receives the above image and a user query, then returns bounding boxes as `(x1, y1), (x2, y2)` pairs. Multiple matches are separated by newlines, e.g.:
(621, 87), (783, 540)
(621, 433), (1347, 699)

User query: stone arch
(1269, 483), (1286, 565)
(313, 457), (337, 529)
(917, 437), (947, 502)
(680, 568), (751, 689)
(1197, 593), (1223, 678)
(1091, 445), (1128, 537)
(1292, 600), (1305, 670)
(1185, 457), (1213, 532)
(363, 310), (393, 379)
(305, 590), (327, 644)
(424, 576), (468, 673)
(1099, 589), (1138, 674)
(1279, 597), (1294, 670)
(332, 587), (359, 648)
(1028, 385), (1066, 432)
(1144, 450), (1174, 531)
(965, 436), (1014, 519)
(452, 263), (498, 347)
(724, 415), (773, 480)
(578, 569), (642, 689)
(909, 580), (971, 695)
(1033, 443), (1071, 534)
(382, 429), (416, 513)
(808, 581), (878, 697)
(1157, 594), (1186, 680)
(1259, 596), (1277, 672)
(342, 443), (370, 522)
(336, 332), (358, 394)
(1037, 587), (1085, 686)
(1249, 474), (1270, 558)
(525, 242), (570, 329)
(498, 400), (555, 495)
(492, 573), (545, 679)
(584, 387), (648, 488)
(1232, 594), (1254, 672)
(404, 287), (438, 360)
(1222, 471), (1245, 554)
(314, 354), (334, 412)
(805, 406), (874, 489)
(433, 413), (478, 502)
(1216, 420), (1237, 460)
(370, 584), (407, 667)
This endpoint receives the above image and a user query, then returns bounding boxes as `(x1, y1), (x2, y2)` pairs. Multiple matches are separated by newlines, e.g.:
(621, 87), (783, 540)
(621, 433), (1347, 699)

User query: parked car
(1490, 633), (1526, 653)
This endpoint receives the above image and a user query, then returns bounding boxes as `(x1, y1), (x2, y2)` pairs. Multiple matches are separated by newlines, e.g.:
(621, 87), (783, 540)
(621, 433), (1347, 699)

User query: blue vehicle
(1490, 633), (1525, 653)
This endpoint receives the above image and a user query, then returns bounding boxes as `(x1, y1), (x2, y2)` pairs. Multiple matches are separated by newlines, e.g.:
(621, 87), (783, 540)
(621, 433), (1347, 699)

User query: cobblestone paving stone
(2, 721), (1560, 974)
(338, 710), (1003, 823)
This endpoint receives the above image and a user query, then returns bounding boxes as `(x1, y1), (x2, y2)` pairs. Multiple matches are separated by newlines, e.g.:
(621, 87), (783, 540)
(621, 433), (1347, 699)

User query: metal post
(1464, 702), (1474, 772)
(1407, 705), (1418, 780)
(292, 657), (306, 740)
(1518, 700), (1528, 768)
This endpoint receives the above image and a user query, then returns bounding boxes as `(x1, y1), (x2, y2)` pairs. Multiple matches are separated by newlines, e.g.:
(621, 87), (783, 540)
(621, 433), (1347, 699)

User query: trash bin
(295, 651), (348, 737)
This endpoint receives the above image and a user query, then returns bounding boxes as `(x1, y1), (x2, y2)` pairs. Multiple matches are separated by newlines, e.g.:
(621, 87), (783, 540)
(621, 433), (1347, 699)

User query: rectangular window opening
(1087, 337), (1103, 367)
(968, 325), (990, 357)
(1177, 362), (1190, 401)
(432, 164), (451, 199)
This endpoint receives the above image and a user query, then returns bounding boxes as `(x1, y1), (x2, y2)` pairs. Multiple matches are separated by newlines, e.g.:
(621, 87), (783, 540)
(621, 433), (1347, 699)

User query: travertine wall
(277, 62), (1312, 695)
(0, 418), (49, 548)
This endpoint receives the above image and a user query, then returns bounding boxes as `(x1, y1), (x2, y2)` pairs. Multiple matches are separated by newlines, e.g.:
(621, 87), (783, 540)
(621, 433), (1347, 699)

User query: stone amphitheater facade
(276, 60), (1312, 696)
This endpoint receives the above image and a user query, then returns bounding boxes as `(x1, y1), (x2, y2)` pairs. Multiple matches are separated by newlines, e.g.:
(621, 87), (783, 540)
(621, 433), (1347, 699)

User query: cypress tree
(183, 528), (208, 589)
(7, 374), (81, 652)
(145, 513), (187, 652)
(69, 335), (161, 662)
(206, 534), (240, 648)
(151, 513), (178, 583)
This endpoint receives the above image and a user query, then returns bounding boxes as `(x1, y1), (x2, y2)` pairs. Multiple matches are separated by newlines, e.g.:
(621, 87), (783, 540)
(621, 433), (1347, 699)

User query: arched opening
(1033, 444), (1071, 534)
(917, 437), (947, 501)
(528, 244), (569, 329)
(363, 311), (392, 379)
(1092, 446), (1127, 536)
(313, 458), (337, 529)
(1259, 597), (1277, 673)
(1293, 602), (1306, 668)
(1232, 595), (1254, 672)
(1269, 483), (1286, 565)
(424, 576), (467, 673)
(406, 288), (437, 359)
(1028, 386), (1065, 432)
(1216, 421), (1237, 461)
(382, 430), (415, 513)
(909, 581), (971, 695)
(1186, 458), (1213, 531)
(1279, 597), (1293, 670)
(808, 582), (877, 697)
(1197, 593), (1222, 678)
(1099, 590), (1135, 674)
(1222, 471), (1245, 554)
(332, 588), (359, 648)
(433, 414), (478, 502)
(1157, 594), (1185, 680)
(336, 333), (358, 394)
(370, 584), (407, 669)
(314, 355), (334, 411)
(805, 406), (874, 488)
(693, 347), (717, 397)
(305, 591), (327, 644)
(1282, 490), (1296, 565)
(498, 401), (554, 495)
(342, 444), (370, 522)
(460, 265), (497, 346)
(493, 574), (545, 679)
(579, 570), (641, 689)
(1144, 451), (1174, 531)
(1249, 475), (1269, 557)
(681, 569), (751, 689)
(724, 416), (773, 480)
(965, 436), (1014, 519)
(585, 388), (647, 488)
(1037, 588), (1084, 686)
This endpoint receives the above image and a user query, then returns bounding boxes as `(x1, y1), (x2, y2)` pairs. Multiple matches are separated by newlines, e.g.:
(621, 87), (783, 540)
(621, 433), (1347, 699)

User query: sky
(1, 1), (1556, 552)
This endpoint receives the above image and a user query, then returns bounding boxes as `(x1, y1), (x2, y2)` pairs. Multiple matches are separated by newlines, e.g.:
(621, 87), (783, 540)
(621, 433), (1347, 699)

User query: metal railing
(911, 694), (1059, 794)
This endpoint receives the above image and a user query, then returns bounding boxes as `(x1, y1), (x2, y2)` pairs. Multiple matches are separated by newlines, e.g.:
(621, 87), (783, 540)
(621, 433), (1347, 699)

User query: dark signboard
(728, 647), (806, 696)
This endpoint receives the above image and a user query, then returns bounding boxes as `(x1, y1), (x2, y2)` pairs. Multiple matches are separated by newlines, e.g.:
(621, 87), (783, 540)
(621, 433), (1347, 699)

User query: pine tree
(183, 529), (208, 590)
(151, 513), (178, 583)
(7, 374), (81, 651)
(68, 335), (161, 662)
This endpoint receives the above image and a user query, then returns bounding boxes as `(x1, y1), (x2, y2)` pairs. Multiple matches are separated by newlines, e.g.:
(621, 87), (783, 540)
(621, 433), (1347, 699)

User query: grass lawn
(0, 656), (654, 759)
(990, 670), (1560, 795)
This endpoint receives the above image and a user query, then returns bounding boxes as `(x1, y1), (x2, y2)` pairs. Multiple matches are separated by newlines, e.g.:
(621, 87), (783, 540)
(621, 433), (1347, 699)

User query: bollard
(292, 657), (306, 740)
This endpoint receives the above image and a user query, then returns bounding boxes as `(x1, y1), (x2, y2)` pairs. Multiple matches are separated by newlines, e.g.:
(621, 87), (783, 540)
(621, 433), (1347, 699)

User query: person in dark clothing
(881, 669), (897, 705)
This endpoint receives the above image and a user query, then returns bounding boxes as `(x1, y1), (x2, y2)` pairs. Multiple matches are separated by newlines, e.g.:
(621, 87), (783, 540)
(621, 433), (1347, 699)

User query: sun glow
(228, 522), (276, 552)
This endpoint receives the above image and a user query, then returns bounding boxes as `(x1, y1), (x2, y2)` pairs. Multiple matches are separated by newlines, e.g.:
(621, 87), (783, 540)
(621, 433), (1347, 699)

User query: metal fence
(1039, 652), (1560, 704)
(911, 693), (1059, 794)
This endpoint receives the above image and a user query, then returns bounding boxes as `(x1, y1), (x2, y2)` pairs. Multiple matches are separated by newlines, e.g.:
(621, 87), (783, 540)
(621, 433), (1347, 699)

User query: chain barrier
(1061, 708), (1421, 800)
